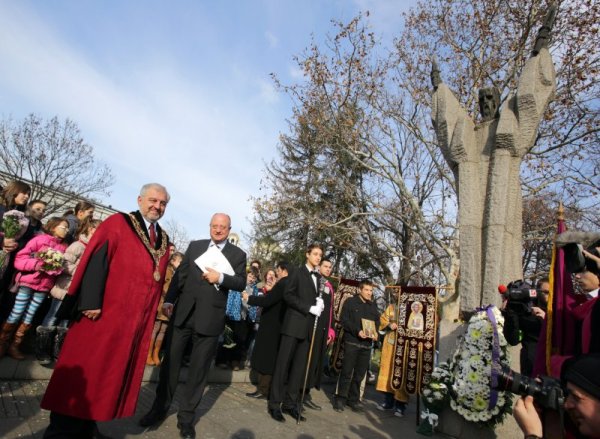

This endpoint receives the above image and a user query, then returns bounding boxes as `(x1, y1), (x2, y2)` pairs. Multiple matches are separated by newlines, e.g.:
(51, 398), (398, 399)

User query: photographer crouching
(513, 353), (600, 439)
(501, 279), (550, 377)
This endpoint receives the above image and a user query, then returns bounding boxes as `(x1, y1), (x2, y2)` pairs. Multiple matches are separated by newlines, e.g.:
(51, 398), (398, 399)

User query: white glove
(309, 305), (323, 317)
(315, 297), (324, 309)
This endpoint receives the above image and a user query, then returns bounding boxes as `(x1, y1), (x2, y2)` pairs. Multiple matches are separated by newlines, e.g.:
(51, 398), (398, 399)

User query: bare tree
(253, 15), (459, 288)
(163, 218), (190, 252)
(0, 114), (114, 214)
(252, 0), (598, 299)
(395, 0), (599, 214)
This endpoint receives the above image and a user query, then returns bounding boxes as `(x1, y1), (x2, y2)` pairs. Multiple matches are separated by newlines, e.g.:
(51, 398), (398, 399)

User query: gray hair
(139, 183), (170, 202)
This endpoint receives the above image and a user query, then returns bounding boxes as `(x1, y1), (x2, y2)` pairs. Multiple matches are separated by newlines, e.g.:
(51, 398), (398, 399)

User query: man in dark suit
(139, 213), (246, 439)
(268, 244), (325, 422)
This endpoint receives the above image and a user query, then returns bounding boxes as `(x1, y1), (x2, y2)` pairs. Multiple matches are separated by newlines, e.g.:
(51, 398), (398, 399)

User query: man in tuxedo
(139, 213), (246, 439)
(268, 244), (325, 422)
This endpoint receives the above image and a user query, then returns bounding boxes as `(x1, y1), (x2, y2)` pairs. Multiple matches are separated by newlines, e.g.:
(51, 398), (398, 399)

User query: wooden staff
(298, 288), (323, 424)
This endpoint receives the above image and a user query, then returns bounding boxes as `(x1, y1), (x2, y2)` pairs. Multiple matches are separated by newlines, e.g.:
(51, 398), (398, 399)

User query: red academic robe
(548, 296), (600, 377)
(41, 212), (170, 421)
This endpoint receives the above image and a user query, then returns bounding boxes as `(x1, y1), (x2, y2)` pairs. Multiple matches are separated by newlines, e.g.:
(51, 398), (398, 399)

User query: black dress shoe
(347, 401), (364, 413)
(333, 398), (344, 412)
(177, 422), (196, 439)
(246, 390), (267, 399)
(282, 406), (306, 422)
(138, 408), (167, 427)
(303, 400), (322, 411)
(268, 408), (285, 422)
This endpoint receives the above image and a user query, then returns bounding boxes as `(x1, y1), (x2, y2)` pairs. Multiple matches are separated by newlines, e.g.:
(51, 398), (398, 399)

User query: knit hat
(561, 354), (600, 401)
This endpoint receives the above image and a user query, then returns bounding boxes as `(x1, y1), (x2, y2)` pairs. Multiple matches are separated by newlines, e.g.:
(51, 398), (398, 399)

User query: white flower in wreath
(473, 395), (487, 411)
(467, 371), (481, 383)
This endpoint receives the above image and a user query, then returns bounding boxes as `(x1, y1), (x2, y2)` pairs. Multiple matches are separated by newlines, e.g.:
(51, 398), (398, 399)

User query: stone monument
(431, 5), (557, 313)
(429, 4), (558, 438)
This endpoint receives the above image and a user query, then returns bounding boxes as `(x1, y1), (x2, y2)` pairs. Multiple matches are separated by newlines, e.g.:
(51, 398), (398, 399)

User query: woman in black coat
(244, 263), (289, 399)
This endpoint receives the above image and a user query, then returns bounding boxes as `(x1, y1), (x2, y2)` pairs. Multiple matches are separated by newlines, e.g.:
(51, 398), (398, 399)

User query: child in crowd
(242, 266), (261, 367)
(35, 217), (102, 365)
(146, 250), (183, 366)
(0, 217), (69, 359)
(217, 266), (260, 370)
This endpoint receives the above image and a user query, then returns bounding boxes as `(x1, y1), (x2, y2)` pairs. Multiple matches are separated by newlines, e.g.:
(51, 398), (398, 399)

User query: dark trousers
(269, 334), (309, 410)
(257, 372), (272, 396)
(216, 318), (248, 365)
(152, 319), (220, 425)
(43, 412), (96, 438)
(336, 341), (371, 404)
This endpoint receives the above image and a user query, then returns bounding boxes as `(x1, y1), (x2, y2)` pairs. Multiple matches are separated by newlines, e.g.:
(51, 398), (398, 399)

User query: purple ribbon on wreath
(477, 304), (500, 410)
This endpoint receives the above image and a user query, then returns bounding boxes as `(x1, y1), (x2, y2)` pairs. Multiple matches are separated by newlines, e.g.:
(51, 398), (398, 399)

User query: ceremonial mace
(297, 279), (324, 424)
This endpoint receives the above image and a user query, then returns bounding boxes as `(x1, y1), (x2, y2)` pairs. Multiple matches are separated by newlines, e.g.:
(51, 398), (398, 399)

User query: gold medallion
(128, 214), (169, 284)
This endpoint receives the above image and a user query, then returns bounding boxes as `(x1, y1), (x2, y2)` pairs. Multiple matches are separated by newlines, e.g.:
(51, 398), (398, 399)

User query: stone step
(0, 356), (253, 383)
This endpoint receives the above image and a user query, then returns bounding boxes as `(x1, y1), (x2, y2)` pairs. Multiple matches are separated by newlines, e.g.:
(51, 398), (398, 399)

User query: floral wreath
(420, 305), (512, 431)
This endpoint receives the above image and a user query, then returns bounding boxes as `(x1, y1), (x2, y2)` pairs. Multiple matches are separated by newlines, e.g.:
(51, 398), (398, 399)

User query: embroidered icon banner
(329, 278), (360, 372)
(391, 286), (438, 394)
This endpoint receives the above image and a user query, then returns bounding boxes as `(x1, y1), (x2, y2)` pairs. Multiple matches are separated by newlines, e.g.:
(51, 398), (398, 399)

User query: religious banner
(391, 286), (437, 394)
(329, 278), (360, 372)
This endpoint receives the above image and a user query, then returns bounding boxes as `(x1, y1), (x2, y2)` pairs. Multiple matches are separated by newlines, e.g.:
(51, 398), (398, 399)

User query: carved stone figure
(431, 4), (557, 312)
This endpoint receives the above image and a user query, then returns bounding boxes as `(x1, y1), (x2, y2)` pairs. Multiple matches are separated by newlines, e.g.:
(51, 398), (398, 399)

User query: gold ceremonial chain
(128, 214), (168, 281)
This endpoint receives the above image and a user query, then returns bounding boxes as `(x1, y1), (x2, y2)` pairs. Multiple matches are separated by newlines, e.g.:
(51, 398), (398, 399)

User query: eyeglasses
(57, 225), (69, 231)
(210, 225), (230, 231)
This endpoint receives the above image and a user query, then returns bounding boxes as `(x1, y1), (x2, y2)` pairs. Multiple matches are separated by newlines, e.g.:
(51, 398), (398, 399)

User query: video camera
(555, 231), (600, 275)
(498, 280), (544, 315)
(493, 365), (564, 412)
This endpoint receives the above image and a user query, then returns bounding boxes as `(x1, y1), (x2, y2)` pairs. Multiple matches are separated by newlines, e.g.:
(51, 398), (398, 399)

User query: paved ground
(0, 377), (448, 439)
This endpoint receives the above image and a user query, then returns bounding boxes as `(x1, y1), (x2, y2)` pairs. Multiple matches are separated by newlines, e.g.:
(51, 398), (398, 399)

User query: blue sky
(0, 0), (414, 247)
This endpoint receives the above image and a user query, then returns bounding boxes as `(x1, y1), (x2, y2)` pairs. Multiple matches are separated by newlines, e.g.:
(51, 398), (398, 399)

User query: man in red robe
(41, 183), (172, 438)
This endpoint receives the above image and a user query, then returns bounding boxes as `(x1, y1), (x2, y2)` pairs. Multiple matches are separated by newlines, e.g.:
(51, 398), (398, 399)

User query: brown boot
(8, 322), (32, 360)
(0, 322), (18, 358)
(152, 338), (163, 365)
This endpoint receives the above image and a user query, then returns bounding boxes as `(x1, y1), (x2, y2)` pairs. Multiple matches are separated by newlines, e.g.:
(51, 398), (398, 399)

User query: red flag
(533, 208), (582, 377)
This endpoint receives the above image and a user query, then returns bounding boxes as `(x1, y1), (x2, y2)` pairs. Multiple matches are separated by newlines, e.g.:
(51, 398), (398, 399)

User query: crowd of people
(0, 178), (599, 439)
(501, 250), (600, 438)
(0, 181), (98, 364)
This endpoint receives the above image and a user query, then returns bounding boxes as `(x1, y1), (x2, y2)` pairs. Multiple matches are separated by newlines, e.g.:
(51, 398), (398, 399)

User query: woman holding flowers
(0, 181), (33, 322)
(0, 181), (31, 276)
(0, 180), (31, 248)
(0, 217), (68, 359)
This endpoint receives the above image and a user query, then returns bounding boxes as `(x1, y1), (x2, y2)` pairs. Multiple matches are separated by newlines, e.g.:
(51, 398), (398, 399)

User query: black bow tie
(311, 270), (319, 276)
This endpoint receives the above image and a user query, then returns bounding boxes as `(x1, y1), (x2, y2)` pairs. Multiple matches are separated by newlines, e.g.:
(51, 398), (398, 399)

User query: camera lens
(492, 365), (564, 411)
(494, 365), (543, 395)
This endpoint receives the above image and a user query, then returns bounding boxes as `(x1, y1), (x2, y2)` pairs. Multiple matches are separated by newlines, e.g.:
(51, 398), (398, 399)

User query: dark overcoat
(249, 276), (288, 375)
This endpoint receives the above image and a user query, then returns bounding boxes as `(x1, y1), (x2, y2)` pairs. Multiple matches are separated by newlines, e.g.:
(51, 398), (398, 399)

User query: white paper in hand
(194, 245), (235, 275)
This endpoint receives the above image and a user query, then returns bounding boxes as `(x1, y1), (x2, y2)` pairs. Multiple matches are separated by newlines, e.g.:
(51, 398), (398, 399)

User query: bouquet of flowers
(36, 248), (65, 275)
(222, 324), (236, 349)
(418, 362), (452, 435)
(449, 306), (512, 426)
(423, 361), (452, 411)
(0, 210), (29, 277)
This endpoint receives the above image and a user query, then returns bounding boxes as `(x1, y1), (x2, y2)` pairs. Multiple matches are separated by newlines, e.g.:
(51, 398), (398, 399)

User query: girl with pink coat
(0, 217), (69, 359)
